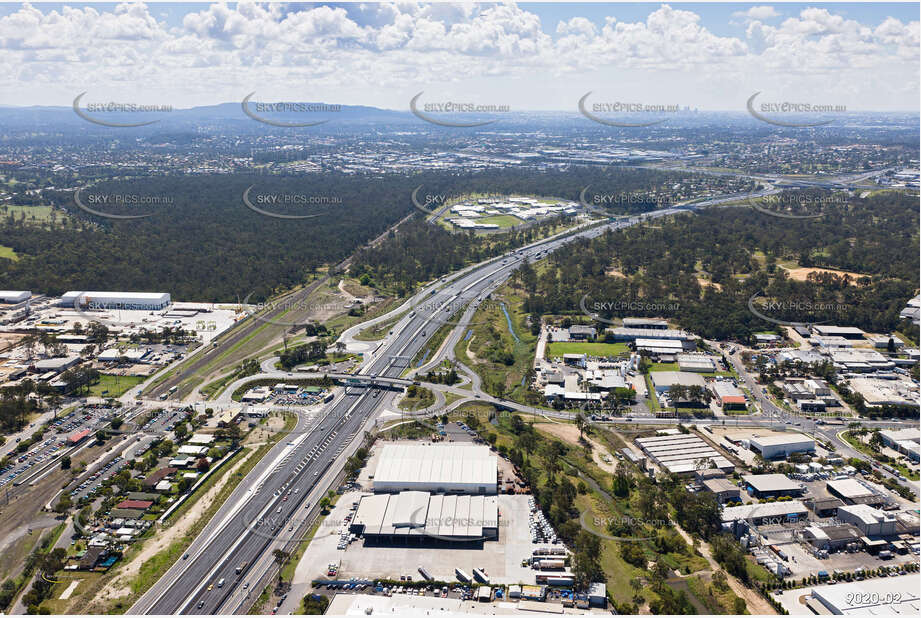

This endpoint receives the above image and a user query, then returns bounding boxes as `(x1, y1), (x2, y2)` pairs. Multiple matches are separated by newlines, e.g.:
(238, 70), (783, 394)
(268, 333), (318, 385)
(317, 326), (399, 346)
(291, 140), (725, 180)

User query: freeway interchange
(132, 207), (688, 615)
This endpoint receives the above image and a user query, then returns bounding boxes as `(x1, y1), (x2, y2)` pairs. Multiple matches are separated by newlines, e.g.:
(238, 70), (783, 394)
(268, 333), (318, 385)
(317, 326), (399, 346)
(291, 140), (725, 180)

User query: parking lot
(0, 406), (115, 490)
(68, 455), (126, 502)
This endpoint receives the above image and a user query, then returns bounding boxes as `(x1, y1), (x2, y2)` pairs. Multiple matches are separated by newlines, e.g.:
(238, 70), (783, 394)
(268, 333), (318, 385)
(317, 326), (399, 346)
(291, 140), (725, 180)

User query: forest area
(0, 166), (698, 302)
(510, 190), (919, 342)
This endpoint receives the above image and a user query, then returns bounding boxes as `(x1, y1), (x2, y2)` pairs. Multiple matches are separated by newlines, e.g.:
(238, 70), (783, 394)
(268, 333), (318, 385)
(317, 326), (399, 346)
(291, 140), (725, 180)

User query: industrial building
(32, 355), (81, 373)
(635, 433), (733, 475)
(349, 491), (499, 545)
(826, 478), (884, 506)
(701, 478), (741, 503)
(829, 349), (895, 373)
(836, 504), (897, 536)
(0, 290), (30, 304)
(879, 428), (921, 462)
(807, 574), (919, 615)
(676, 353), (716, 372)
(635, 338), (685, 357)
(608, 327), (697, 348)
(373, 444), (498, 494)
(846, 377), (918, 407)
(711, 381), (746, 409)
(800, 524), (862, 551)
(622, 318), (668, 329)
(649, 371), (706, 394)
(748, 434), (815, 459)
(808, 497), (843, 517)
(720, 500), (808, 525)
(741, 474), (804, 499)
(60, 291), (171, 311)
(810, 325), (867, 339)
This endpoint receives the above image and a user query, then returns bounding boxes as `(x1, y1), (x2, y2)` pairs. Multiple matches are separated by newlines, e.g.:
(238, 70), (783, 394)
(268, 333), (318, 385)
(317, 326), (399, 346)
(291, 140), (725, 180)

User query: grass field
(0, 244), (18, 261)
(354, 309), (407, 341)
(477, 214), (523, 228)
(546, 341), (630, 358)
(0, 204), (64, 223)
(456, 288), (540, 403)
(88, 374), (145, 398)
(398, 386), (435, 411)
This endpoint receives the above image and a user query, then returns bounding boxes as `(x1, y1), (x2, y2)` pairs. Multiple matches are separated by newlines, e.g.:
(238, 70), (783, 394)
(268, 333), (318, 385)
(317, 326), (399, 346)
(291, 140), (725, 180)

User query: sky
(0, 2), (918, 111)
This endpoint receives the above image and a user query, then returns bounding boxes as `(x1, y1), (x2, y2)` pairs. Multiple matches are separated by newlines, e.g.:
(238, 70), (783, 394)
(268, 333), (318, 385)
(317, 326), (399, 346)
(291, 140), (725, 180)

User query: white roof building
(61, 291), (171, 310)
(720, 500), (808, 523)
(373, 444), (497, 494)
(351, 491), (499, 541)
(808, 573), (919, 615)
(649, 371), (706, 393)
(0, 290), (30, 304)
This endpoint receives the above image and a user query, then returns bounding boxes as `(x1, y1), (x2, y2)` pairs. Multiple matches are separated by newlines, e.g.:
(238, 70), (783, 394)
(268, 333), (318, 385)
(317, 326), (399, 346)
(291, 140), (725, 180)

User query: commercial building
(836, 504), (897, 537)
(741, 473), (804, 499)
(635, 434), (733, 475)
(748, 435), (815, 460)
(826, 479), (884, 506)
(711, 381), (746, 409)
(588, 582), (607, 608)
(373, 444), (498, 494)
(349, 491), (499, 545)
(61, 291), (171, 311)
(808, 574), (919, 615)
(98, 347), (150, 363)
(0, 290), (30, 304)
(649, 371), (706, 394)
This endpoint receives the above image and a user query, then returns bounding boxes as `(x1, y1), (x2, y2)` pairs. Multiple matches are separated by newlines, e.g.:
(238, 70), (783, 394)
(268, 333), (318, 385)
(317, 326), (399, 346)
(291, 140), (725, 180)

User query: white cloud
(733, 6), (780, 21)
(0, 2), (915, 110)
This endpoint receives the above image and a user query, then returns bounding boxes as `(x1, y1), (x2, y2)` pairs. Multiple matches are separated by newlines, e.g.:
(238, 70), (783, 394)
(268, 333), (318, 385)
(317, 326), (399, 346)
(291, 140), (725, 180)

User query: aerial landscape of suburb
(0, 1), (918, 616)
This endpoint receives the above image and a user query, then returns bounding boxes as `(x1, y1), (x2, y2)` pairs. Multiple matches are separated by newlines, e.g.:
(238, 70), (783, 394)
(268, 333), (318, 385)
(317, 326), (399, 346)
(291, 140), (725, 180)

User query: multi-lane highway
(131, 205), (696, 615)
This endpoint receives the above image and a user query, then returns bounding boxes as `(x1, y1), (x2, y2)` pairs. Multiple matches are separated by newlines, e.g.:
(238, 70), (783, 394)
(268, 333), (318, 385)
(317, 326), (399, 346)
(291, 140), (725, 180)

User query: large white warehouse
(749, 434), (815, 459)
(0, 290), (31, 304)
(373, 444), (497, 495)
(60, 291), (171, 311)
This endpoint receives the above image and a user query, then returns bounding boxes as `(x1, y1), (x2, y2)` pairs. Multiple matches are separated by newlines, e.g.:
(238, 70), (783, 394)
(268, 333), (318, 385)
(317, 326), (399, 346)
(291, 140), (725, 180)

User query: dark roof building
(115, 499), (153, 510)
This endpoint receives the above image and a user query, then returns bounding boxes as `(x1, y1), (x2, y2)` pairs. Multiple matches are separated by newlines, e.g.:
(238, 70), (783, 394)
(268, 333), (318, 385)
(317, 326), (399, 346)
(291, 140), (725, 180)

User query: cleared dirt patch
(534, 423), (618, 473)
(781, 266), (868, 284)
(696, 277), (722, 291)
